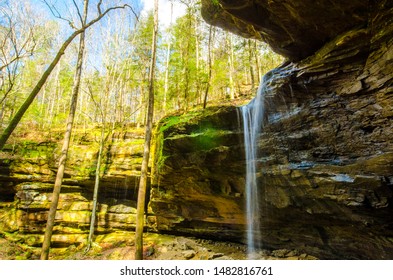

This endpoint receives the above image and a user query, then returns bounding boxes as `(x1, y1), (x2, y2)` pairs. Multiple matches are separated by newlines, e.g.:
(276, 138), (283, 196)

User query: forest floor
(0, 232), (317, 260)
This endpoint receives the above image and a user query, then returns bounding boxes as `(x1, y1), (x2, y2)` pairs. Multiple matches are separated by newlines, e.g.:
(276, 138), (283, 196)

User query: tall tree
(203, 24), (213, 109)
(123, 12), (155, 127)
(84, 82), (109, 253)
(162, 1), (173, 116)
(40, 0), (89, 260)
(0, 0), (134, 150)
(247, 39), (255, 91)
(168, 8), (198, 110)
(226, 32), (236, 100)
(135, 0), (158, 260)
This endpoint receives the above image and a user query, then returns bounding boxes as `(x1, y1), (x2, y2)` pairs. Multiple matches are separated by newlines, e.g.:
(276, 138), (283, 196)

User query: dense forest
(0, 0), (282, 138)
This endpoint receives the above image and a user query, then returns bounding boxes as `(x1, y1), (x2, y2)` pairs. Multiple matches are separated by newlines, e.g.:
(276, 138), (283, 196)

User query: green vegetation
(152, 105), (234, 180)
(158, 111), (199, 134)
(0, 1), (282, 143)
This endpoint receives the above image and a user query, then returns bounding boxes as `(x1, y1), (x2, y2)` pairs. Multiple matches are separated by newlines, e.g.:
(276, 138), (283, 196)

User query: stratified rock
(0, 128), (145, 247)
(150, 2), (393, 259)
(150, 107), (246, 240)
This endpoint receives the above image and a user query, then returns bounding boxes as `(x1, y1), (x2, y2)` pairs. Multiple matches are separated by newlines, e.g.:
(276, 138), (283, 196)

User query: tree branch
(127, 4), (139, 22)
(72, 0), (84, 24)
(97, 0), (103, 15)
(42, 0), (78, 30)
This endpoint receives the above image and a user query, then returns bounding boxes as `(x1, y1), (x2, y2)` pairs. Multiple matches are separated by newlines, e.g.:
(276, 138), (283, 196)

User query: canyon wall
(149, 0), (393, 259)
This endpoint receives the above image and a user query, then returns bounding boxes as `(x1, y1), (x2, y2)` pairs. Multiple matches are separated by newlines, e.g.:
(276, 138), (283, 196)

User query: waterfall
(240, 69), (278, 259)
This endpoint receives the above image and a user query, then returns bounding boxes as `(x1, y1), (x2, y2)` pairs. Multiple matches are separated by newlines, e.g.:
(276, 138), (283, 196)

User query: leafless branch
(0, 3), (37, 101)
(0, 23), (36, 72)
(131, 6), (139, 21)
(42, 0), (78, 30)
(72, 0), (84, 24)
(0, 61), (18, 104)
(97, 0), (103, 15)
(96, 1), (138, 22)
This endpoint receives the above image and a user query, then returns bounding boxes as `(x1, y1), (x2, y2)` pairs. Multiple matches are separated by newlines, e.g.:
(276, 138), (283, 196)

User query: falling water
(241, 69), (280, 258)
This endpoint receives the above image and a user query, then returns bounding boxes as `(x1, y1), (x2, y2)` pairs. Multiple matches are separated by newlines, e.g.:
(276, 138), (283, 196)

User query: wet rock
(150, 107), (247, 241)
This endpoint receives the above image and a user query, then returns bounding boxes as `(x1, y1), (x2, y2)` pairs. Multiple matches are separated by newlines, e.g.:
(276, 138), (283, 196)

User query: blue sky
(27, 0), (185, 27)
(16, 0), (187, 72)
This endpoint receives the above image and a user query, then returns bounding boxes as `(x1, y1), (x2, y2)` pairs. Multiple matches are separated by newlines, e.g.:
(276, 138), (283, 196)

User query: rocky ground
(0, 232), (317, 260)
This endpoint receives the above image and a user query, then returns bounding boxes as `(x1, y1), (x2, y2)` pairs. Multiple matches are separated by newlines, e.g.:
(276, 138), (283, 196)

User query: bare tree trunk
(135, 0), (158, 260)
(254, 40), (261, 84)
(40, 0), (89, 260)
(163, 1), (173, 116)
(47, 62), (61, 130)
(0, 101), (6, 128)
(195, 14), (201, 104)
(203, 25), (213, 109)
(84, 77), (110, 253)
(137, 84), (144, 129)
(85, 123), (106, 252)
(248, 39), (255, 91)
(227, 33), (235, 100)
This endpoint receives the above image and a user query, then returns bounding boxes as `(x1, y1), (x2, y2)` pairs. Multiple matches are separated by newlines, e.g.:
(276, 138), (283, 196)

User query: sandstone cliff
(0, 129), (148, 247)
(149, 0), (393, 259)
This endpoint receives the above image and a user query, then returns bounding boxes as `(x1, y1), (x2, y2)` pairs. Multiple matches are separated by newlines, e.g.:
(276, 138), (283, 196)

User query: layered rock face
(150, 108), (246, 240)
(150, 1), (393, 258)
(0, 130), (146, 247)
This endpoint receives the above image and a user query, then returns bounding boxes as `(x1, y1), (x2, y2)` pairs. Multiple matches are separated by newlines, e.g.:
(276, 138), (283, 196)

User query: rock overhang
(201, 0), (377, 61)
